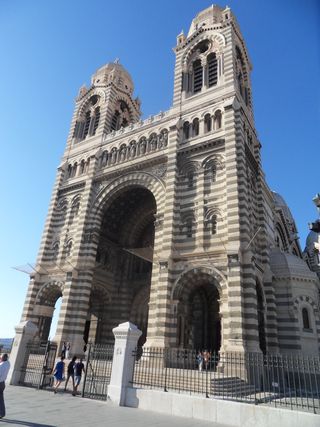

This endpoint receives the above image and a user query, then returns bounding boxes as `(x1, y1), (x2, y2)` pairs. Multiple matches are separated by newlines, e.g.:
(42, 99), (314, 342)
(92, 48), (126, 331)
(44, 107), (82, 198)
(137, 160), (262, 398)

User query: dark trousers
(0, 381), (5, 417)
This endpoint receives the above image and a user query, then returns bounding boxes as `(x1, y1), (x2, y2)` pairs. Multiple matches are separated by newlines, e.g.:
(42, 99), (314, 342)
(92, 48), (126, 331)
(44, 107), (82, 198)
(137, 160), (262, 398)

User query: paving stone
(0, 386), (224, 427)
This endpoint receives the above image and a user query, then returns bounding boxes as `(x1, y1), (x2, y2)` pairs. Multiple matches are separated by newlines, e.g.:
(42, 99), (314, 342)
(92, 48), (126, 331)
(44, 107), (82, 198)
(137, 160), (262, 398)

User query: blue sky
(0, 0), (319, 338)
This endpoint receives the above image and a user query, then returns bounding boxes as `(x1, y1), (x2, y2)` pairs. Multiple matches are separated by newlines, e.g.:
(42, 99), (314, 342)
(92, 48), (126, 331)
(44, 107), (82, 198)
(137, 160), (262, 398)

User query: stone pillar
(108, 322), (142, 406)
(196, 167), (205, 250)
(7, 321), (38, 385)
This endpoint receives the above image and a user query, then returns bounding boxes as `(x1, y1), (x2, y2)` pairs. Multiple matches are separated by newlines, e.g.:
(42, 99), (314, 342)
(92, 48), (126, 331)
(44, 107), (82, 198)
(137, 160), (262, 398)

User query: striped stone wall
(19, 6), (320, 357)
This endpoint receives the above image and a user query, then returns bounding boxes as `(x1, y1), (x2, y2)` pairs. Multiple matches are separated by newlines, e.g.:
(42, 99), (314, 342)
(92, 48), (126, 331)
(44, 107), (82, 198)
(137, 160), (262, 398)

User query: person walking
(72, 358), (85, 396)
(0, 354), (10, 419)
(64, 356), (76, 392)
(52, 356), (65, 394)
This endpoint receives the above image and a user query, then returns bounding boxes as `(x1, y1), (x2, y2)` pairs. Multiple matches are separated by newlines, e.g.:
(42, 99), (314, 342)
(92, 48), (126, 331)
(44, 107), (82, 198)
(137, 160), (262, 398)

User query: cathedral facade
(20, 5), (320, 356)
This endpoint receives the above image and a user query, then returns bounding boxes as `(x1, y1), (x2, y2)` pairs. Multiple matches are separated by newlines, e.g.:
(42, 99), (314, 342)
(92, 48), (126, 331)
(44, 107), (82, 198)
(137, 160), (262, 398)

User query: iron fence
(19, 340), (57, 389)
(131, 348), (320, 414)
(82, 343), (114, 400)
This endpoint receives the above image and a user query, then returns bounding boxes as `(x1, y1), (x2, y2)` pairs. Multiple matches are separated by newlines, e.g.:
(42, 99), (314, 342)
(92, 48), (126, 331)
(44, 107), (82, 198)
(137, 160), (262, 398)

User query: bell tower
(168, 5), (266, 354)
(70, 60), (141, 145)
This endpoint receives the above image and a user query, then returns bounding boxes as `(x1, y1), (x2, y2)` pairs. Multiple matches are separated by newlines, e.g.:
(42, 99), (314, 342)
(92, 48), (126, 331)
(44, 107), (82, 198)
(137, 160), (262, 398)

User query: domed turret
(187, 5), (228, 37)
(91, 60), (135, 96)
(272, 191), (295, 224)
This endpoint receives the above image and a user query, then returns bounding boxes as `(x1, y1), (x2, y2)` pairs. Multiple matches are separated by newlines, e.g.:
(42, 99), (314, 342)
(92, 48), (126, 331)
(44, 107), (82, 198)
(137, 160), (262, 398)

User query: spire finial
(114, 58), (120, 64)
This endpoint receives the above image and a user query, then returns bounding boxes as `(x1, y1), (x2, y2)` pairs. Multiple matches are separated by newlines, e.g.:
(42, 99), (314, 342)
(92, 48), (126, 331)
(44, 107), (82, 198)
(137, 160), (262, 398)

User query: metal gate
(20, 340), (57, 389)
(82, 343), (114, 400)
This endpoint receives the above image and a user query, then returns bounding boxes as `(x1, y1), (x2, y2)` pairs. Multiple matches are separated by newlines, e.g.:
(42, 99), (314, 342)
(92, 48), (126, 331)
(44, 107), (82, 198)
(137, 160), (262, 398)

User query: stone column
(7, 321), (38, 385)
(108, 322), (142, 406)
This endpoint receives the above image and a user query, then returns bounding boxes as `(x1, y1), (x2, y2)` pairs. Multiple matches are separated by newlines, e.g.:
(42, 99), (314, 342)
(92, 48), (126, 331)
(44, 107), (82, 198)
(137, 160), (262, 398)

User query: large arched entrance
(88, 186), (156, 345)
(33, 281), (64, 342)
(174, 269), (221, 352)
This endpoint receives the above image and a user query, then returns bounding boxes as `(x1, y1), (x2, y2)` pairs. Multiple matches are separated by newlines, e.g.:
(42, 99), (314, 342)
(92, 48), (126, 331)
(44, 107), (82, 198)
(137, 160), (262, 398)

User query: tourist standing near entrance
(203, 350), (210, 370)
(0, 354), (10, 419)
(64, 356), (76, 392)
(61, 342), (67, 358)
(73, 358), (85, 396)
(52, 356), (65, 394)
(65, 342), (71, 359)
(196, 351), (203, 372)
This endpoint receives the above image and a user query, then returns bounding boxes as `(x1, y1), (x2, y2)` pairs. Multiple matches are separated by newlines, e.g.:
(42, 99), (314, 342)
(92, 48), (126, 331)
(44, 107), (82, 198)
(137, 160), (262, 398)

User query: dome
(91, 61), (134, 95)
(269, 248), (317, 281)
(187, 5), (227, 37)
(272, 191), (295, 224)
(305, 227), (320, 255)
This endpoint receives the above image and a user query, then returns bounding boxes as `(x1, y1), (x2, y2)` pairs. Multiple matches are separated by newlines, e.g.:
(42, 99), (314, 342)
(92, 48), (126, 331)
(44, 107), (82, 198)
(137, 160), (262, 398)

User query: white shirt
(0, 360), (10, 382)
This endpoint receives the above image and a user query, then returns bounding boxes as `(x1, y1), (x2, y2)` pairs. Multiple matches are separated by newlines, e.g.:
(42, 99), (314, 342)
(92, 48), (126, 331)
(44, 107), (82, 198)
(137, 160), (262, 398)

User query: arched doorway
(174, 269), (221, 352)
(33, 282), (63, 342)
(89, 186), (156, 344)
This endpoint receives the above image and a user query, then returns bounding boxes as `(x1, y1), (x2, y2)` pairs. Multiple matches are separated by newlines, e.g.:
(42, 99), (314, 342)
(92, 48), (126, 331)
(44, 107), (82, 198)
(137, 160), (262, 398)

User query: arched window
(236, 46), (249, 106)
(92, 107), (100, 135)
(71, 163), (77, 177)
(214, 110), (222, 130)
(187, 172), (194, 189)
(65, 241), (73, 258)
(79, 160), (85, 175)
(52, 242), (59, 260)
(204, 114), (212, 133)
(67, 164), (72, 178)
(211, 215), (217, 235)
(74, 95), (101, 142)
(83, 111), (91, 139)
(211, 165), (217, 182)
(186, 220), (193, 238)
(302, 307), (311, 330)
(193, 59), (203, 93)
(207, 53), (218, 87)
(111, 111), (120, 131)
(183, 122), (190, 140)
(192, 118), (199, 136)
(111, 100), (131, 131)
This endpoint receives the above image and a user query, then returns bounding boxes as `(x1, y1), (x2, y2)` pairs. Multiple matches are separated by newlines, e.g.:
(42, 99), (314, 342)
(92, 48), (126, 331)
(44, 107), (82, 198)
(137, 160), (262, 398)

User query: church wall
(18, 5), (320, 356)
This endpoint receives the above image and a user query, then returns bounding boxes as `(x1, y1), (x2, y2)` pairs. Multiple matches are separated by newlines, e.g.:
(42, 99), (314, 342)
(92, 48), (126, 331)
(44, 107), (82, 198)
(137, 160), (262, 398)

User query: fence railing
(82, 343), (114, 400)
(19, 341), (57, 389)
(131, 348), (320, 414)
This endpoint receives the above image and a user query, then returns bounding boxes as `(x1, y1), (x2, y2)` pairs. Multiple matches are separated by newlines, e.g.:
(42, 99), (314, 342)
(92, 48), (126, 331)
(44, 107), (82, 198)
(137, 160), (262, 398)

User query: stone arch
(112, 95), (136, 122)
(91, 171), (166, 227)
(178, 160), (200, 177)
(181, 33), (226, 69)
(204, 206), (222, 221)
(33, 280), (64, 342)
(35, 280), (64, 306)
(171, 265), (226, 301)
(171, 266), (224, 351)
(77, 91), (105, 118)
